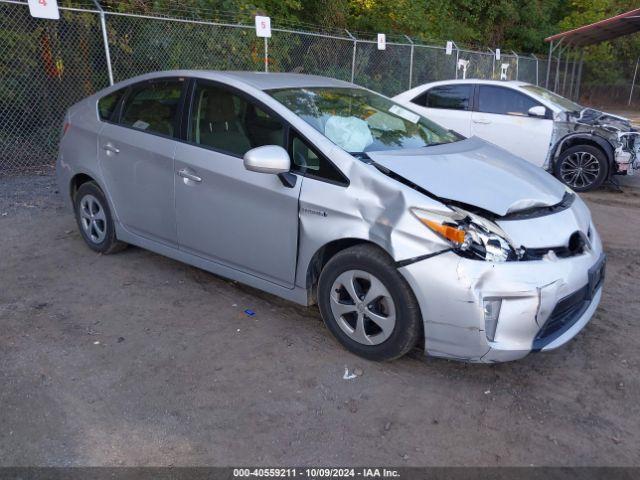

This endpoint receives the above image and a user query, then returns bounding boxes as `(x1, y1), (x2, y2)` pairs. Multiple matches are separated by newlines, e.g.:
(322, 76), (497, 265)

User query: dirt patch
(0, 175), (639, 466)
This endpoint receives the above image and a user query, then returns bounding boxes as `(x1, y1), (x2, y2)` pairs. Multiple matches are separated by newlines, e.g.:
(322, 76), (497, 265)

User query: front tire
(555, 145), (608, 191)
(74, 181), (126, 254)
(317, 244), (421, 361)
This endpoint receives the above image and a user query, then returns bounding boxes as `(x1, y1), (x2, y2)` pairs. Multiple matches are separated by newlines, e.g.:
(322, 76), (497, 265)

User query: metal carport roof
(545, 8), (640, 47)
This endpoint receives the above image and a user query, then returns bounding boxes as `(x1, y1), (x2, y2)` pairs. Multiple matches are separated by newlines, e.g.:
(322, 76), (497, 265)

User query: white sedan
(393, 79), (639, 191)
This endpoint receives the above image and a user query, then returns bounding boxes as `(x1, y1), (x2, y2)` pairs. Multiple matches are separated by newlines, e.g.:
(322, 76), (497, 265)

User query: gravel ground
(0, 174), (639, 466)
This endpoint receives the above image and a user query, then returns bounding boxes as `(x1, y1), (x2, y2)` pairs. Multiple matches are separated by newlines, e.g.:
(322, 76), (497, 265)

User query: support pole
(562, 46), (571, 95)
(511, 50), (519, 81)
(545, 41), (554, 88)
(569, 48), (578, 99)
(629, 56), (639, 106)
(405, 35), (414, 89)
(574, 50), (584, 102)
(554, 43), (567, 93)
(92, 0), (114, 85)
(346, 30), (356, 84)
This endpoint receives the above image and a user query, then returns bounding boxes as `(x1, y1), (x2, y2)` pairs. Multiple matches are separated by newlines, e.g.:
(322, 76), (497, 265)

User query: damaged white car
(394, 79), (640, 191)
(57, 71), (605, 363)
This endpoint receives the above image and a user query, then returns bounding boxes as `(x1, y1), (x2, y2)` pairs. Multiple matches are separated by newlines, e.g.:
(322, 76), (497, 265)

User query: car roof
(114, 70), (357, 91)
(418, 79), (532, 88)
(212, 71), (356, 90)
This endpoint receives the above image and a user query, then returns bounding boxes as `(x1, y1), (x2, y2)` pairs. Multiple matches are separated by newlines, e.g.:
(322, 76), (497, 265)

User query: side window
(291, 133), (347, 185)
(120, 80), (183, 137)
(190, 82), (285, 156)
(425, 84), (472, 110)
(410, 92), (428, 107)
(98, 90), (123, 121)
(478, 85), (541, 116)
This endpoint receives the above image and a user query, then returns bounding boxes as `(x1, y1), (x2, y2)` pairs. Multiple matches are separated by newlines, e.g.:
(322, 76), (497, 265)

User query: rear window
(413, 84), (472, 111)
(98, 90), (123, 121)
(120, 80), (183, 137)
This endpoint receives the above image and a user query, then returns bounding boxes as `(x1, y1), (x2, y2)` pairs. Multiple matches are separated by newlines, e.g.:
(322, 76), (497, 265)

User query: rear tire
(73, 181), (126, 254)
(555, 145), (608, 191)
(317, 244), (421, 361)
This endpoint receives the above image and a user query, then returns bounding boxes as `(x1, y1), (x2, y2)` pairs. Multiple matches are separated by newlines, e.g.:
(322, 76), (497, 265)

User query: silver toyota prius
(56, 71), (605, 363)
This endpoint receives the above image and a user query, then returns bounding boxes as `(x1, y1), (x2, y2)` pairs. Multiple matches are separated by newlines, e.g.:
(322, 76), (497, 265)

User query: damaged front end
(360, 142), (605, 362)
(547, 108), (640, 176)
(615, 131), (640, 175)
(397, 194), (604, 362)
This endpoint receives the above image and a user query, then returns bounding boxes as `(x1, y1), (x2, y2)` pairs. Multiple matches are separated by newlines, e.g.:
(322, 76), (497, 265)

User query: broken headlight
(411, 207), (517, 262)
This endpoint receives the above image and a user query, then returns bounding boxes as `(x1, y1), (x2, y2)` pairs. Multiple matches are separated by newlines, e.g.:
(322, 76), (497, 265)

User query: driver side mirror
(243, 145), (297, 188)
(528, 105), (547, 118)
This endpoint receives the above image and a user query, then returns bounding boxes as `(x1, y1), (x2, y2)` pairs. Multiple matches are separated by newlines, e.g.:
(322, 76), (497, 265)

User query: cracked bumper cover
(398, 228), (604, 363)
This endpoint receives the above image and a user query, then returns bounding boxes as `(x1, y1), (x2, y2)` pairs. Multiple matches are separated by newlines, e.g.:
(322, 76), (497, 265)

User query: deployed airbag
(324, 116), (373, 153)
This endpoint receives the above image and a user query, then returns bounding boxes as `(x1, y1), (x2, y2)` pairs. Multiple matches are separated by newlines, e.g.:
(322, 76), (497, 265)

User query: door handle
(472, 118), (491, 125)
(102, 143), (120, 154)
(177, 168), (202, 183)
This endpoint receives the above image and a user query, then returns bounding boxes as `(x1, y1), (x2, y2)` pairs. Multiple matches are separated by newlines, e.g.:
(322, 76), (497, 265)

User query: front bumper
(398, 231), (604, 363)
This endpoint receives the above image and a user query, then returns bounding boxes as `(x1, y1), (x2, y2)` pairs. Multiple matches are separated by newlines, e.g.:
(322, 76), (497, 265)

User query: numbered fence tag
(255, 16), (271, 38)
(28, 0), (60, 20)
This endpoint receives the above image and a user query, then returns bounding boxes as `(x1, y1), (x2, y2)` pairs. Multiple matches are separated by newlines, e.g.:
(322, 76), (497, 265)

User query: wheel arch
(69, 172), (97, 201)
(304, 238), (391, 305)
(552, 133), (615, 172)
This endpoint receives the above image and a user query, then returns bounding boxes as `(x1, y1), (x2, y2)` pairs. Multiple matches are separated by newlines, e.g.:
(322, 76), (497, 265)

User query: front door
(174, 81), (301, 287)
(471, 85), (553, 166)
(98, 78), (185, 245)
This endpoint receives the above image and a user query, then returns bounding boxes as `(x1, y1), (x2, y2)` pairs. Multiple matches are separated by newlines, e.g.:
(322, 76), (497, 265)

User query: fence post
(91, 0), (114, 85)
(530, 53), (539, 85)
(346, 30), (357, 83)
(511, 50), (519, 80)
(629, 56), (639, 106)
(405, 35), (414, 89)
(487, 48), (495, 79)
(264, 37), (268, 72)
(453, 42), (459, 79)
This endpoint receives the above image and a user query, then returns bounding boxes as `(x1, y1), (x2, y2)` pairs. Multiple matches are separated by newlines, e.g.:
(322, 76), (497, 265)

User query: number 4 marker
(28, 0), (59, 19)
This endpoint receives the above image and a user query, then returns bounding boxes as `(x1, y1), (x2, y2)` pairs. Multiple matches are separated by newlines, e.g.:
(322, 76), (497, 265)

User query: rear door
(174, 80), (302, 288)
(97, 78), (185, 245)
(407, 83), (474, 136)
(471, 85), (553, 166)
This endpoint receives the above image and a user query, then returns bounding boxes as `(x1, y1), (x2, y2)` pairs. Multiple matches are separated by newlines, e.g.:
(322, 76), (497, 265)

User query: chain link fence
(579, 58), (640, 110)
(0, 0), (563, 175)
(1, 2), (110, 174)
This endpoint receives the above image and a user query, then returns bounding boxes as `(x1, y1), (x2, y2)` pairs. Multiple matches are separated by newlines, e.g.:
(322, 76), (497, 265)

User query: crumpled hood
(367, 136), (566, 217)
(573, 108), (634, 132)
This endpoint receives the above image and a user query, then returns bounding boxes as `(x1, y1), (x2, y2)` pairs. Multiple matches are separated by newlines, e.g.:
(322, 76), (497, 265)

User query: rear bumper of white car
(398, 230), (604, 363)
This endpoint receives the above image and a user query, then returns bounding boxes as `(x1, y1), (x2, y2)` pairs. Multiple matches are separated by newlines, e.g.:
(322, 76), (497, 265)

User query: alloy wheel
(329, 269), (396, 346)
(79, 194), (107, 244)
(560, 151), (600, 189)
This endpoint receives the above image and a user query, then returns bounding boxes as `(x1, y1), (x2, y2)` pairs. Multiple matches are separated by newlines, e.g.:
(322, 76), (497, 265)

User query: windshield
(269, 87), (461, 153)
(520, 85), (582, 112)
